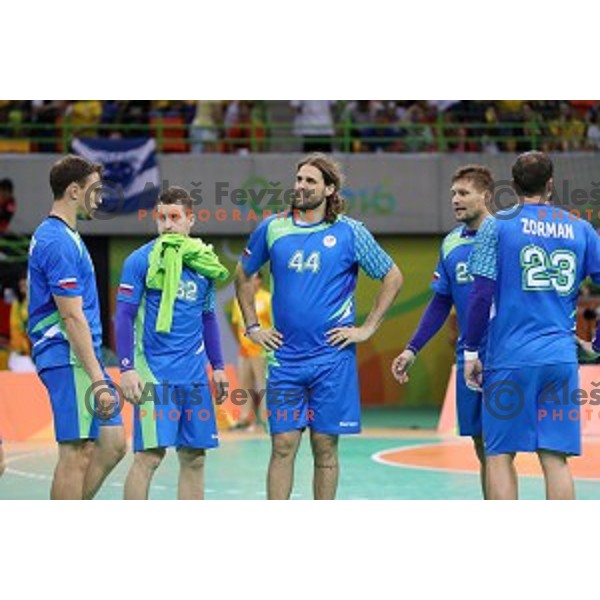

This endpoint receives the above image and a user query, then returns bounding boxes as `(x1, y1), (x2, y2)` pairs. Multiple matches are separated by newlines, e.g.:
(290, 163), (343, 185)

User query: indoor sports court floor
(3, 408), (600, 500)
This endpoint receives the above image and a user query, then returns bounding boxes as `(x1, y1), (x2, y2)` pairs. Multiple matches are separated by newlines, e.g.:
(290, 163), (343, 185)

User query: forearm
(234, 263), (258, 329)
(115, 301), (138, 372)
(203, 311), (225, 370)
(406, 293), (453, 354)
(362, 265), (403, 334)
(464, 276), (495, 354)
(63, 315), (104, 381)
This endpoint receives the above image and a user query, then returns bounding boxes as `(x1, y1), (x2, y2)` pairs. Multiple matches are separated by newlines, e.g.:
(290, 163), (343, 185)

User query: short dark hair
(451, 164), (494, 195)
(512, 151), (554, 197)
(49, 155), (103, 200)
(0, 178), (14, 193)
(156, 186), (193, 211)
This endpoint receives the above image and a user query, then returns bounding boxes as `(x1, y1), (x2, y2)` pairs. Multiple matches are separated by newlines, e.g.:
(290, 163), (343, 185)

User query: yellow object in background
(231, 288), (272, 358)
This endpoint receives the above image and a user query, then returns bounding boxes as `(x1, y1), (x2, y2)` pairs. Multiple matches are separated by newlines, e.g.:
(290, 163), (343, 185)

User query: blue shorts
(133, 381), (219, 452)
(39, 364), (123, 443)
(266, 353), (361, 435)
(456, 359), (482, 437)
(483, 364), (581, 456)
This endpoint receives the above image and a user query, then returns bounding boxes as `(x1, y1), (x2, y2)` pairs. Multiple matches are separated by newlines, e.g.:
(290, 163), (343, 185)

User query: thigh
(133, 383), (179, 452)
(250, 356), (267, 391)
(238, 357), (253, 389)
(94, 368), (124, 429)
(456, 360), (483, 437)
(482, 367), (538, 456)
(308, 354), (361, 435)
(39, 365), (97, 442)
(177, 382), (219, 450)
(537, 363), (581, 456)
(266, 363), (309, 434)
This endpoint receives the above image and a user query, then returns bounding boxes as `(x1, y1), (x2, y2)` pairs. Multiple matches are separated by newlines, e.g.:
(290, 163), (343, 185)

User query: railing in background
(0, 117), (595, 154)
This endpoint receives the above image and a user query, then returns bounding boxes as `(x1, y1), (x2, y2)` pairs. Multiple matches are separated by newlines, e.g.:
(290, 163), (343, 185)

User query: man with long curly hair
(235, 153), (403, 499)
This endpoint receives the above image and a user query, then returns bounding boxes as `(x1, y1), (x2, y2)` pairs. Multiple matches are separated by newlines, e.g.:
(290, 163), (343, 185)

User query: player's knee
(61, 443), (92, 473)
(271, 435), (298, 460)
(311, 433), (338, 462)
(0, 456), (5, 478)
(177, 448), (206, 471)
(313, 445), (338, 465)
(135, 449), (165, 472)
(109, 434), (127, 464)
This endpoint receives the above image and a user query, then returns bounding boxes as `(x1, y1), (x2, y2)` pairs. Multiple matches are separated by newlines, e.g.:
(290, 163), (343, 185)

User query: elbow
(234, 263), (251, 290)
(386, 265), (403, 294)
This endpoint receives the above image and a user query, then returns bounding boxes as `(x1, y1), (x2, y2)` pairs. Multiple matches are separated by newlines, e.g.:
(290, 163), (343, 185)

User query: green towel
(146, 234), (229, 333)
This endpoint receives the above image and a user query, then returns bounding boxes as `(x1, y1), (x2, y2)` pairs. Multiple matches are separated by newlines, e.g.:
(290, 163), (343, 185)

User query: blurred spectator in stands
(291, 100), (336, 152)
(435, 111), (465, 152)
(225, 101), (266, 153)
(576, 282), (600, 363)
(519, 103), (543, 151)
(532, 100), (560, 121)
(345, 100), (381, 152)
(402, 104), (434, 152)
(372, 103), (400, 152)
(481, 105), (500, 153)
(569, 100), (599, 119)
(495, 101), (523, 152)
(116, 100), (151, 137)
(8, 271), (34, 372)
(65, 100), (103, 138)
(99, 101), (120, 138)
(586, 110), (600, 151)
(0, 101), (30, 138)
(345, 101), (398, 152)
(31, 101), (66, 151)
(0, 179), (16, 235)
(191, 100), (223, 153)
(153, 101), (195, 123)
(549, 102), (586, 151)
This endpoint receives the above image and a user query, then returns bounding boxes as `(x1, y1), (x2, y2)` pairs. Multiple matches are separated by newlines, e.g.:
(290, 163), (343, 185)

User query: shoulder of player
(336, 215), (375, 241)
(260, 214), (284, 232)
(32, 219), (82, 255)
(440, 226), (470, 260)
(336, 215), (364, 230)
(124, 240), (155, 268)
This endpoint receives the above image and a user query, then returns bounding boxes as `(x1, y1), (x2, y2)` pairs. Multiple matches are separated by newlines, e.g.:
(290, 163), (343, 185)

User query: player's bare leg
(177, 447), (206, 500)
(267, 430), (302, 499)
(485, 453), (518, 500)
(83, 425), (127, 499)
(472, 436), (487, 499)
(51, 440), (94, 499)
(124, 448), (166, 500)
(0, 444), (6, 478)
(538, 450), (575, 500)
(310, 431), (339, 500)
(251, 356), (267, 427)
(237, 357), (254, 427)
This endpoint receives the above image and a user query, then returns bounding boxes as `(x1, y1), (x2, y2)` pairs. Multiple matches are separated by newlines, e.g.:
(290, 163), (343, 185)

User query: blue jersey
(240, 214), (394, 364)
(432, 225), (487, 358)
(117, 239), (216, 385)
(28, 216), (103, 371)
(469, 204), (600, 369)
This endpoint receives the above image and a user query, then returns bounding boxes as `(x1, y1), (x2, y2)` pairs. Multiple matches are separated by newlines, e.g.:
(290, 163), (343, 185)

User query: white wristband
(464, 350), (479, 361)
